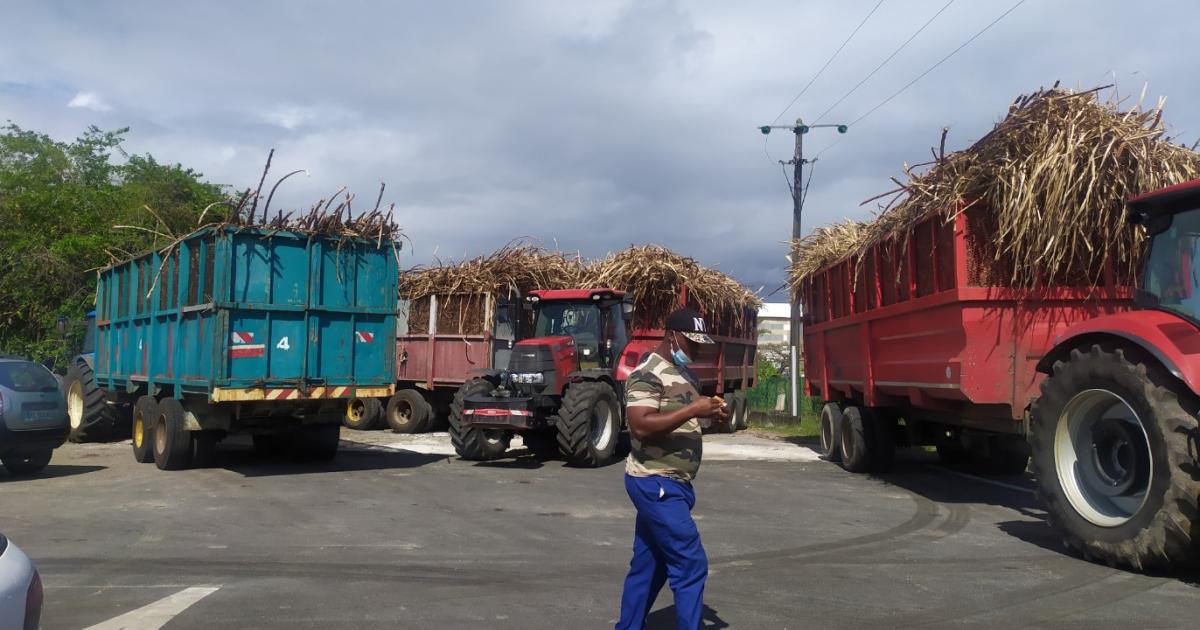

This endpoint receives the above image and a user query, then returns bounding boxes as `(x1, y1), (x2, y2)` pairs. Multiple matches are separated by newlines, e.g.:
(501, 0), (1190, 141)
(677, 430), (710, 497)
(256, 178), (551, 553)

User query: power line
(770, 0), (886, 125)
(812, 0), (956, 125)
(848, 0), (1028, 128)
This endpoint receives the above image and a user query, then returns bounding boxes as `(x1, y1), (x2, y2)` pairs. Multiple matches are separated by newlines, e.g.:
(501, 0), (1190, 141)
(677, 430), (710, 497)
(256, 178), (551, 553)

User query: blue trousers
(616, 474), (708, 630)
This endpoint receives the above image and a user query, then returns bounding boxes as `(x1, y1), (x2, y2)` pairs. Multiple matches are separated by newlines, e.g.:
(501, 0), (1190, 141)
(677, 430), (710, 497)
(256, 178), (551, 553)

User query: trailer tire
(820, 403), (843, 462)
(131, 395), (157, 464)
(386, 389), (432, 434)
(839, 406), (873, 472)
(344, 397), (383, 431)
(557, 381), (622, 467)
(152, 398), (192, 471)
(734, 392), (749, 431)
(290, 424), (341, 462)
(449, 379), (510, 461)
(252, 434), (284, 457)
(65, 360), (123, 442)
(1030, 343), (1200, 571)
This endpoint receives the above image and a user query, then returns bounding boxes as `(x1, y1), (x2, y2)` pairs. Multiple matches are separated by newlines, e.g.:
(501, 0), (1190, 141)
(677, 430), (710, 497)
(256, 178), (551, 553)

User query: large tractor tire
(556, 381), (622, 467)
(448, 379), (510, 461)
(131, 395), (157, 464)
(65, 361), (123, 442)
(343, 397), (383, 431)
(152, 398), (193, 471)
(1030, 344), (1200, 571)
(819, 403), (843, 462)
(386, 389), (432, 434)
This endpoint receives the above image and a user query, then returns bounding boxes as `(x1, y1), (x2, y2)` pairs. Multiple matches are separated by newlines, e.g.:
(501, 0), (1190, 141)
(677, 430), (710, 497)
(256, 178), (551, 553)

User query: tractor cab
(1130, 179), (1200, 326)
(523, 289), (632, 371)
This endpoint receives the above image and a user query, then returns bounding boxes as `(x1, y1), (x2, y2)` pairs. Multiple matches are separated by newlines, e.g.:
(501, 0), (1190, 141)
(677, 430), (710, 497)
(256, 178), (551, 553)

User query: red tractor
(448, 288), (757, 467)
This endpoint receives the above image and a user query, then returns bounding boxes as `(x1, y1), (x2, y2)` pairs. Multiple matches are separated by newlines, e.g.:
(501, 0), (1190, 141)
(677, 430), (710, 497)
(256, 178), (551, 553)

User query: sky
(2, 0), (1198, 298)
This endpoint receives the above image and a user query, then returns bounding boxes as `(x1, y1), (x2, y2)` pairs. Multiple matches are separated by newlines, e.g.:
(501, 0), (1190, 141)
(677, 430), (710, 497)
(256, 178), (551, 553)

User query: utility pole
(759, 119), (848, 418)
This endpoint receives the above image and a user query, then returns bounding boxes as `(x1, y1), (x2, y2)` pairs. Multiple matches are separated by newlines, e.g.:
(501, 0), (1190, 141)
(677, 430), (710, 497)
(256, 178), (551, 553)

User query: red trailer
(370, 292), (518, 433)
(802, 183), (1200, 571)
(800, 203), (1134, 472)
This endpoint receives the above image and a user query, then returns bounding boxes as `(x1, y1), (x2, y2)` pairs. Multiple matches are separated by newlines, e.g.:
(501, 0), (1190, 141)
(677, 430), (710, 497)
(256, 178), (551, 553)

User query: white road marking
(929, 465), (1036, 494)
(83, 586), (220, 630)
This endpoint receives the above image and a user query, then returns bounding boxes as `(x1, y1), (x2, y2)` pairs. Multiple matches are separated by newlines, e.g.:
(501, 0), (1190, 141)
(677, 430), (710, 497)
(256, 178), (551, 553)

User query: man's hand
(684, 396), (724, 419)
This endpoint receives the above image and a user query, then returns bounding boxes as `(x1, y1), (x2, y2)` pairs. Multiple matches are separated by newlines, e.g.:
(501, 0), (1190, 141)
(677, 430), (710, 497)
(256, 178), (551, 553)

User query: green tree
(0, 123), (225, 365)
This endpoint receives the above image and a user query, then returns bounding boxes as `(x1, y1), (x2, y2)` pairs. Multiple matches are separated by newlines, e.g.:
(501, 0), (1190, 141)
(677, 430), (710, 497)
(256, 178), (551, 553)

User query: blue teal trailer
(72, 224), (397, 469)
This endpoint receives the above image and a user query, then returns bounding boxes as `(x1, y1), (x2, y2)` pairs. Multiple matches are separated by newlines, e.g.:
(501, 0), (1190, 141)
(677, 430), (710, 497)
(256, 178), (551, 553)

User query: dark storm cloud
(1, 0), (1198, 293)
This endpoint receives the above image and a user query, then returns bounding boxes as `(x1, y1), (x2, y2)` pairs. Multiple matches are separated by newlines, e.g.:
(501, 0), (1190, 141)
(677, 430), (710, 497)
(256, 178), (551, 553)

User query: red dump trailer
(801, 204), (1133, 472)
(802, 184), (1200, 571)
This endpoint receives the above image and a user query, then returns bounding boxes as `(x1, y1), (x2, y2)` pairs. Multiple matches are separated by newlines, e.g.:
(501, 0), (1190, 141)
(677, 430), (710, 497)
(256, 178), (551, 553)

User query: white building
(757, 302), (791, 345)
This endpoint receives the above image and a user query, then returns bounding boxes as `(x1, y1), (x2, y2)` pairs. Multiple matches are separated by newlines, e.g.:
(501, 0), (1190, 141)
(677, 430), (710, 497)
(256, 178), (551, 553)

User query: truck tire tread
(448, 379), (509, 460)
(66, 361), (124, 443)
(556, 381), (622, 467)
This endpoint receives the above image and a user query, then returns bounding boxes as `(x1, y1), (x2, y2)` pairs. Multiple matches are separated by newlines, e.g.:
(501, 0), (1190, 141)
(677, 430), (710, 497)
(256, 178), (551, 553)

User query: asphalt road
(3, 429), (1199, 629)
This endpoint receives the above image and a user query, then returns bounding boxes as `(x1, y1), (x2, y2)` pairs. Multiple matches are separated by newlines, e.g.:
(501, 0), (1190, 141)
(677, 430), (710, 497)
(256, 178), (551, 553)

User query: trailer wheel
(557, 381), (622, 467)
(734, 392), (750, 431)
(131, 395), (157, 464)
(386, 389), (432, 434)
(65, 360), (123, 442)
(839, 406), (872, 472)
(820, 403), (843, 462)
(152, 398), (192, 471)
(344, 397), (383, 431)
(1030, 344), (1200, 571)
(449, 379), (510, 461)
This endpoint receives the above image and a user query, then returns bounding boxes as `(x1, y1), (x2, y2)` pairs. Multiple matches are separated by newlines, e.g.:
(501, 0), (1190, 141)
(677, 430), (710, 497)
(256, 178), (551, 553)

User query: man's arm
(627, 398), (725, 442)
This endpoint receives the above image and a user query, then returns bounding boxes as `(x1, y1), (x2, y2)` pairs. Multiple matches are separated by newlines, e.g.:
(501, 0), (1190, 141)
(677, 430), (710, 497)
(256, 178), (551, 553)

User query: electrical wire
(770, 0), (886, 125)
(812, 0), (956, 125)
(848, 0), (1027, 127)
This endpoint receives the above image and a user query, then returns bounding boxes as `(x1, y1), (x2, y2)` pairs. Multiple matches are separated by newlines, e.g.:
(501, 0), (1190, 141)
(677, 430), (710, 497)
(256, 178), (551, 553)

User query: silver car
(0, 534), (42, 630)
(0, 358), (68, 476)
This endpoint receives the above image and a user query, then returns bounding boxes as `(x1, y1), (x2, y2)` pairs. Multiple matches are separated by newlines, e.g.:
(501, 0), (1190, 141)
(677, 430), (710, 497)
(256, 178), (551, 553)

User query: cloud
(66, 91), (111, 112)
(1, 0), (1198, 295)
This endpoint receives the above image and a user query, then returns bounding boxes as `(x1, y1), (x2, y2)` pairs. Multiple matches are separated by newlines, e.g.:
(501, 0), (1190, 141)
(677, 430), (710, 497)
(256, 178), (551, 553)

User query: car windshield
(1142, 207), (1200, 324)
(0, 362), (60, 392)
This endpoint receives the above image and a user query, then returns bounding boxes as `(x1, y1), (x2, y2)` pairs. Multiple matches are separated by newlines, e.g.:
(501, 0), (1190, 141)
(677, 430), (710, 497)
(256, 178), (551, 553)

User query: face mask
(670, 333), (692, 366)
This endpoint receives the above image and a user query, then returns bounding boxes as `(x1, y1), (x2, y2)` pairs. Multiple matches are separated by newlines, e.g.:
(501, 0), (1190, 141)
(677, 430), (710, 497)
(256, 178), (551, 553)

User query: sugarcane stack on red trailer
(790, 84), (1200, 570)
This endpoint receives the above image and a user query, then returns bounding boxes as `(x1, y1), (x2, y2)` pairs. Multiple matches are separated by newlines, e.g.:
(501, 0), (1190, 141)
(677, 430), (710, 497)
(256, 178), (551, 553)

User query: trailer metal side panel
(802, 209), (1133, 426)
(94, 226), (397, 400)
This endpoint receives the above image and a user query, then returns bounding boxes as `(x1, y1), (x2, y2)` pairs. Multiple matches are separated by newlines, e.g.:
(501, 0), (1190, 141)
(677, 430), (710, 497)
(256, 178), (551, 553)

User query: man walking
(616, 308), (729, 629)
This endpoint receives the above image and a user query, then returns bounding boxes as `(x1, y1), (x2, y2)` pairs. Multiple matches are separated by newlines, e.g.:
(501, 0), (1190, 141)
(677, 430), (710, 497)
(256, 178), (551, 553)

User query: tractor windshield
(535, 302), (602, 360)
(1142, 207), (1200, 324)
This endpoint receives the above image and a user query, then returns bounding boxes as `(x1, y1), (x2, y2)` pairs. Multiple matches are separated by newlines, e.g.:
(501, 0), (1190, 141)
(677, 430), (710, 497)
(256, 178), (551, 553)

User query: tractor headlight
(513, 373), (545, 384)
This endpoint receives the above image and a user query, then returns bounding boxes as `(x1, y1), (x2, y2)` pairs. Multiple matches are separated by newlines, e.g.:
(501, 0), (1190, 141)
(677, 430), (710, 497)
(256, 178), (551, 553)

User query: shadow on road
(646, 604), (728, 629)
(214, 442), (446, 477)
(0, 464), (106, 481)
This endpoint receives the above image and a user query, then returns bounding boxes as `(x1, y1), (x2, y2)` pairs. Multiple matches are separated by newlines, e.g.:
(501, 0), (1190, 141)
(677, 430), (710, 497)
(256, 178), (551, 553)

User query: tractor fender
(1037, 310), (1200, 396)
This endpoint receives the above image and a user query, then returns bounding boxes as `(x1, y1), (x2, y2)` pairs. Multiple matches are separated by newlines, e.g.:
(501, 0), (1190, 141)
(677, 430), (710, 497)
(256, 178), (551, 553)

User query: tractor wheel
(557, 381), (622, 467)
(131, 395), (157, 464)
(386, 389), (432, 434)
(344, 397), (383, 431)
(448, 379), (509, 461)
(1030, 344), (1200, 571)
(65, 361), (123, 442)
(289, 424), (341, 462)
(2, 449), (52, 476)
(820, 403), (843, 462)
(152, 398), (192, 471)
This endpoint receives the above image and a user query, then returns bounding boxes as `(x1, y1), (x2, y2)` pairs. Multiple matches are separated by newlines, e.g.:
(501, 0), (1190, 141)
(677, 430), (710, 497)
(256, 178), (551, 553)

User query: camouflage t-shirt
(624, 352), (703, 482)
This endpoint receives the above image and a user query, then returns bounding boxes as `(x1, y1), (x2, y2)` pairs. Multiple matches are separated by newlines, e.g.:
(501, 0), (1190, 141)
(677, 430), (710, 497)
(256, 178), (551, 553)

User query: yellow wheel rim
(133, 411), (144, 448)
(347, 399), (364, 423)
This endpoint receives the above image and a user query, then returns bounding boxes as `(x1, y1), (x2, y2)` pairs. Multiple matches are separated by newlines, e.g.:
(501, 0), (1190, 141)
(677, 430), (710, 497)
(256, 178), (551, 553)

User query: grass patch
(746, 411), (820, 439)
